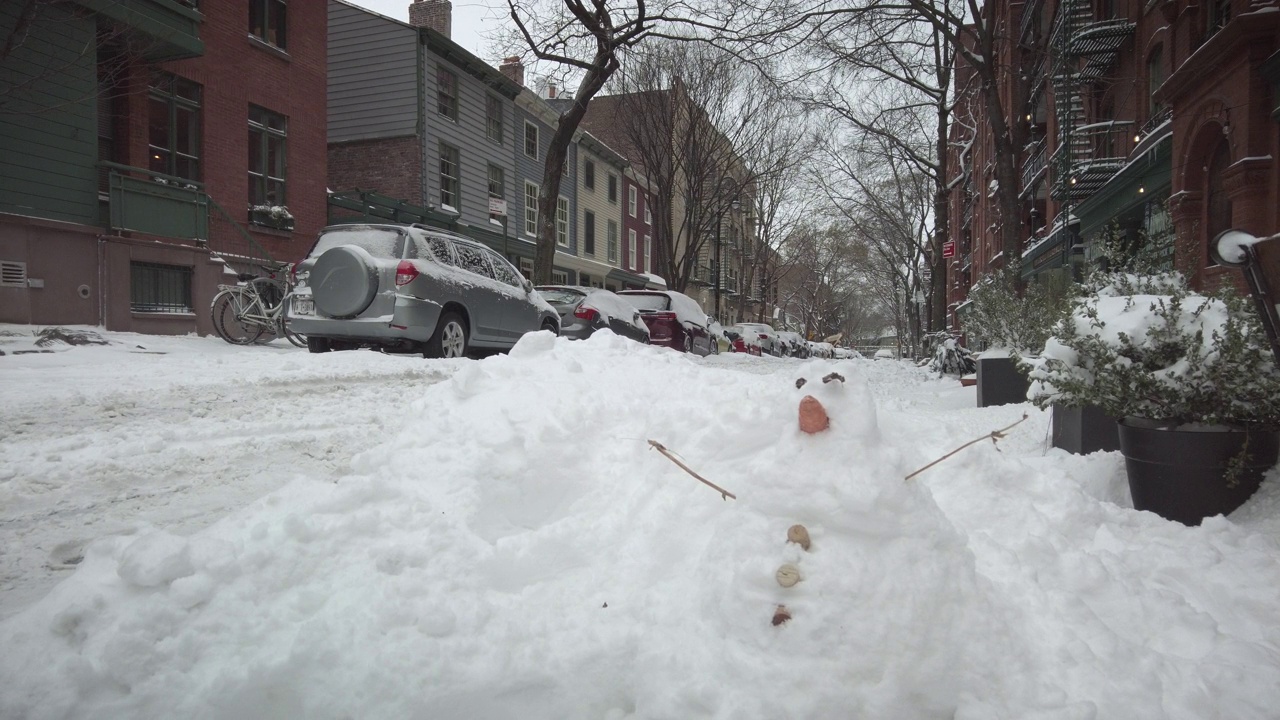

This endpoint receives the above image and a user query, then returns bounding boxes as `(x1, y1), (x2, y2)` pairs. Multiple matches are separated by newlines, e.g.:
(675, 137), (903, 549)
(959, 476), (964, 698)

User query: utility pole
(713, 218), (722, 322)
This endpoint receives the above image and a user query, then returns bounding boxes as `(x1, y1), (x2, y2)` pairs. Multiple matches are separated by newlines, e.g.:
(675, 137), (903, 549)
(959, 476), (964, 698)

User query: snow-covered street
(2, 326), (1280, 719)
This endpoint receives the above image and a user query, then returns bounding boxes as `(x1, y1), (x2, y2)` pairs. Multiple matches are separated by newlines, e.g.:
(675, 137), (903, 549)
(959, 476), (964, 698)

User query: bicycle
(210, 267), (307, 347)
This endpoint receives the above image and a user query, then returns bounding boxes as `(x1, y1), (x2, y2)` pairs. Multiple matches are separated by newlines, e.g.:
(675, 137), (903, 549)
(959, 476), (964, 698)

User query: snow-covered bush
(924, 332), (975, 377)
(1023, 271), (1280, 427)
(962, 268), (1073, 354)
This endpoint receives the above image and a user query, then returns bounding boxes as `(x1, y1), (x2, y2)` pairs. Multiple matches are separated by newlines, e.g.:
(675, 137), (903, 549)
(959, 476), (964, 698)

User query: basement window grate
(130, 261), (193, 313)
(1, 261), (27, 288)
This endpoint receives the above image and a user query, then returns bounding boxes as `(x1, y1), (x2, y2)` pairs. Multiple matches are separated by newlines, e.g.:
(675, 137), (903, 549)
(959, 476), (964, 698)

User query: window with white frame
(606, 220), (618, 264)
(486, 95), (503, 143)
(524, 122), (538, 159)
(607, 173), (618, 203)
(556, 196), (569, 246)
(437, 67), (458, 121)
(644, 203), (651, 225)
(628, 229), (637, 269)
(524, 182), (538, 236)
(438, 142), (459, 209)
(552, 269), (568, 285)
(628, 186), (637, 217)
(644, 235), (651, 273)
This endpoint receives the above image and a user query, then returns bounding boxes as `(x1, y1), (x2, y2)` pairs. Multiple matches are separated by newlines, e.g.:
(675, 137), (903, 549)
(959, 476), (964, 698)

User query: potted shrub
(963, 268), (1071, 407)
(1024, 270), (1280, 525)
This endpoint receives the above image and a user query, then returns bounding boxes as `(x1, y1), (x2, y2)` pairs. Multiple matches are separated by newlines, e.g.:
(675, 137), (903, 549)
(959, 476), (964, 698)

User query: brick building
(947, 0), (1280, 327)
(0, 0), (328, 334)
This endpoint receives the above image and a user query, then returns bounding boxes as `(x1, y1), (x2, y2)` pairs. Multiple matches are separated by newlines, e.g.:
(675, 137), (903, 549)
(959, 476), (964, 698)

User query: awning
(606, 267), (649, 289)
(553, 251), (619, 282)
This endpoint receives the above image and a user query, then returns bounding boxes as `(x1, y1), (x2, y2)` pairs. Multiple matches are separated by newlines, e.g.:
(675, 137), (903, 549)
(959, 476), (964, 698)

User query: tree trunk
(533, 54), (617, 285)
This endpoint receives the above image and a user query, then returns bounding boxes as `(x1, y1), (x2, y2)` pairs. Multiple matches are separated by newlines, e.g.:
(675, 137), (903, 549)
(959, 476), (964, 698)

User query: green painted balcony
(103, 163), (209, 241)
(73, 0), (203, 61)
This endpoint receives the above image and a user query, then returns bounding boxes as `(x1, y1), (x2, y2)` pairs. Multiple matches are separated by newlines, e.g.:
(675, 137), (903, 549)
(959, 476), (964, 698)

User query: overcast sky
(346, 0), (508, 61)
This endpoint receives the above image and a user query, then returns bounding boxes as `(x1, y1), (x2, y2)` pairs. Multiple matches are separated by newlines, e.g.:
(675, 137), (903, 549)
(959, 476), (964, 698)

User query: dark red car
(617, 290), (715, 356)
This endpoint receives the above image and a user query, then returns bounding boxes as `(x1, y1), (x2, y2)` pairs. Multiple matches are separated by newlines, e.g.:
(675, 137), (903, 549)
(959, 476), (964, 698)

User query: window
(524, 182), (539, 236)
(454, 243), (494, 279)
(645, 203), (651, 225)
(148, 73), (201, 181)
(628, 230), (637, 269)
(607, 173), (618, 203)
(130, 262), (192, 314)
(1148, 46), (1165, 118)
(439, 142), (459, 209)
(438, 68), (458, 120)
(488, 164), (505, 223)
(486, 95), (503, 142)
(249, 0), (287, 50)
(248, 105), (287, 208)
(519, 257), (533, 279)
(1206, 137), (1232, 263)
(425, 235), (456, 265)
(1207, 0), (1231, 39)
(607, 220), (618, 264)
(644, 235), (651, 273)
(628, 186), (637, 217)
(556, 197), (569, 247)
(552, 270), (568, 285)
(584, 160), (595, 190)
(524, 122), (538, 159)
(584, 210), (596, 255)
(486, 250), (522, 287)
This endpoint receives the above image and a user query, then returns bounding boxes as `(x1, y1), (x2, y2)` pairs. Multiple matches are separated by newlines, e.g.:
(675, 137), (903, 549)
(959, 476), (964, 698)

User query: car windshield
(537, 288), (585, 304)
(621, 294), (671, 312)
(310, 228), (405, 259)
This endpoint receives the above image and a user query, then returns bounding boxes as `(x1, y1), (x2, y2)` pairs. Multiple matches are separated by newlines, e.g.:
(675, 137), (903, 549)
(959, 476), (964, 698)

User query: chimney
(499, 56), (525, 87)
(408, 0), (451, 38)
(546, 84), (557, 99)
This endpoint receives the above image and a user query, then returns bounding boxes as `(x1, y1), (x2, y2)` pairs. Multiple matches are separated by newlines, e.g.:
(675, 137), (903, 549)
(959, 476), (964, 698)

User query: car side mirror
(523, 279), (533, 293)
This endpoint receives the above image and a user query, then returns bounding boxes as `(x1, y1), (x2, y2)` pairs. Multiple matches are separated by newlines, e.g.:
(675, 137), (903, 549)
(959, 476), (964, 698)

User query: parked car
(734, 322), (782, 356)
(873, 348), (897, 360)
(726, 324), (764, 355)
(811, 341), (835, 359)
(777, 331), (809, 358)
(535, 286), (650, 344)
(707, 318), (728, 355)
(617, 290), (715, 356)
(288, 224), (559, 357)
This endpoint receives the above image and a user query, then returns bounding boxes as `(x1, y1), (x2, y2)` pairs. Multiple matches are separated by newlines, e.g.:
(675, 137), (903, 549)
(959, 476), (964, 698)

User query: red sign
(942, 241), (956, 259)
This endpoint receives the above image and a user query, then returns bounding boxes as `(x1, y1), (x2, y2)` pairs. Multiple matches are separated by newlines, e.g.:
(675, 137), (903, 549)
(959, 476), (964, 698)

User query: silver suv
(287, 224), (559, 357)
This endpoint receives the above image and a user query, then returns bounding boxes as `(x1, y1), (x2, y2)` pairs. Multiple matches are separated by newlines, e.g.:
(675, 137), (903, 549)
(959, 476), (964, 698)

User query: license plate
(293, 296), (314, 315)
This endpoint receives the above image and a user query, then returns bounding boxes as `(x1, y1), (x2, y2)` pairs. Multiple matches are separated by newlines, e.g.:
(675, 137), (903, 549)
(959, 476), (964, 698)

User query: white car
(734, 322), (783, 356)
(873, 348), (897, 360)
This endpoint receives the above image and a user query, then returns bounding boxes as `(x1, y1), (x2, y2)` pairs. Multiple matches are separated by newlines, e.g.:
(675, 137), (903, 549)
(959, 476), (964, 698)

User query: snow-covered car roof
(536, 286), (646, 332)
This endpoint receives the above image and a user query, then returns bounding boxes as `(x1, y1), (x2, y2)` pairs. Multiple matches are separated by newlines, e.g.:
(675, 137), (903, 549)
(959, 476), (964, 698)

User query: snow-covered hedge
(1022, 271), (1280, 427)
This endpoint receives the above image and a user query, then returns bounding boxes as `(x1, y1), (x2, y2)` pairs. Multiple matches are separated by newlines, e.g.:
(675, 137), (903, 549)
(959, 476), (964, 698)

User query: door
(484, 248), (540, 340)
(450, 241), (506, 342)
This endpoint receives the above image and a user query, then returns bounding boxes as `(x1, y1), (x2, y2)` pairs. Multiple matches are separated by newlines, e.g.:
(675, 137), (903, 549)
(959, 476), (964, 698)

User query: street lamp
(714, 199), (740, 322)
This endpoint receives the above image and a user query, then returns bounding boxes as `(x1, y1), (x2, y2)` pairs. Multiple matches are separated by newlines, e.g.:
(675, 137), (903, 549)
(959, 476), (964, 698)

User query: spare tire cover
(311, 245), (379, 318)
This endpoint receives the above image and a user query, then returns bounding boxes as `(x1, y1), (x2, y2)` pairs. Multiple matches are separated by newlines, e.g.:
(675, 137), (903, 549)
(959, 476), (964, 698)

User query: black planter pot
(1051, 404), (1120, 455)
(1117, 419), (1279, 526)
(976, 356), (1031, 408)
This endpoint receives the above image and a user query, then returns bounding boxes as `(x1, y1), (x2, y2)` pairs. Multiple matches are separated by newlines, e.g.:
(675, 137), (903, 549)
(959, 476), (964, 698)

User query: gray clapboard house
(327, 0), (581, 282)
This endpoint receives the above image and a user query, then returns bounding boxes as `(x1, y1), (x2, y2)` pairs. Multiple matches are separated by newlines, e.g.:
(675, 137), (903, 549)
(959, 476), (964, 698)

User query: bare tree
(502, 0), (732, 284)
(795, 0), (954, 333)
(605, 41), (779, 299)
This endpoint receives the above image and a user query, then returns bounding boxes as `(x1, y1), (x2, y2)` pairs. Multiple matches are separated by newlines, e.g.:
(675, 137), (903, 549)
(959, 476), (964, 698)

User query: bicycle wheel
(281, 320), (307, 348)
(211, 289), (265, 344)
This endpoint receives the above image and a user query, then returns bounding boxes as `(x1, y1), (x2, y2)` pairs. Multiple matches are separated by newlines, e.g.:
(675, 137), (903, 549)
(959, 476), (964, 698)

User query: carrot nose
(798, 395), (829, 434)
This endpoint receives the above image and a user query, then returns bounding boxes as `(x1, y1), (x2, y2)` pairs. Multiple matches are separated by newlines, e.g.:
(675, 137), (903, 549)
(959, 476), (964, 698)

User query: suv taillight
(395, 261), (419, 287)
(574, 306), (599, 322)
(650, 312), (677, 322)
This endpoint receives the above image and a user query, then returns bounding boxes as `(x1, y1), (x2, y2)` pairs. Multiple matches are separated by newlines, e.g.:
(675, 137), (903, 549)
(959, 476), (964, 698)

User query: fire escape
(1021, 0), (1134, 275)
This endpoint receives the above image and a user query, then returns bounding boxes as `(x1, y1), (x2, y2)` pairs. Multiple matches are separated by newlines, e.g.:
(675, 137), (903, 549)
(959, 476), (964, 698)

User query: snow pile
(3, 332), (1025, 718)
(3, 330), (1280, 719)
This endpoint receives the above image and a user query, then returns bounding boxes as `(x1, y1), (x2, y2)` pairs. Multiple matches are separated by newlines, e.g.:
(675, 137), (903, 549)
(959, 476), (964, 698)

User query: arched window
(1205, 137), (1232, 264)
(1147, 46), (1165, 118)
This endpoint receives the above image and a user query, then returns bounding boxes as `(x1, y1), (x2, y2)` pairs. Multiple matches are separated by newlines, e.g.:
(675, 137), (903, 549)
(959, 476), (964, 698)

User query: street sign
(942, 241), (955, 258)
(488, 197), (508, 216)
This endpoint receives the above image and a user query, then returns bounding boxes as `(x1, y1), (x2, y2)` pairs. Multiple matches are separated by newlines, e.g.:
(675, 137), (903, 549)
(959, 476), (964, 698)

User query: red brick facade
(329, 136), (425, 208)
(946, 0), (1279, 331)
